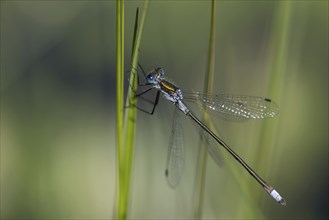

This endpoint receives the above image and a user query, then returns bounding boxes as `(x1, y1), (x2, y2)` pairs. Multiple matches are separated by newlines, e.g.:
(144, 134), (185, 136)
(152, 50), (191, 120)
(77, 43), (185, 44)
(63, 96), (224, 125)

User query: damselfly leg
(127, 64), (160, 115)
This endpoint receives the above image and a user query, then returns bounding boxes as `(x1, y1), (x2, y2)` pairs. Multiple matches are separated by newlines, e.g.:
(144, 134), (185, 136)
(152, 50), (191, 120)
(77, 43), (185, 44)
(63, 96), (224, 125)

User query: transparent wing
(183, 92), (279, 120)
(165, 108), (184, 188)
(199, 129), (224, 167)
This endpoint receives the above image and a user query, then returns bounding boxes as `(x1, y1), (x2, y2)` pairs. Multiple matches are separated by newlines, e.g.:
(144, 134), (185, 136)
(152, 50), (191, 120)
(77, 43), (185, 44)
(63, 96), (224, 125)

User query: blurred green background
(1, 0), (328, 219)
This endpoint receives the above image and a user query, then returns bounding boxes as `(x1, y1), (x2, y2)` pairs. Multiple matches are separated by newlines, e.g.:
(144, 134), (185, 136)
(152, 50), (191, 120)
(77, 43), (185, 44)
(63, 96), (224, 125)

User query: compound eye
(146, 74), (155, 83)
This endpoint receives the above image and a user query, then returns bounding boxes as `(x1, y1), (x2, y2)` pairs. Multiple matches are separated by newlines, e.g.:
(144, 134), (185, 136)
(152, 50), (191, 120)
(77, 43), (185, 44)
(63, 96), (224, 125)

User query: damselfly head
(146, 67), (165, 84)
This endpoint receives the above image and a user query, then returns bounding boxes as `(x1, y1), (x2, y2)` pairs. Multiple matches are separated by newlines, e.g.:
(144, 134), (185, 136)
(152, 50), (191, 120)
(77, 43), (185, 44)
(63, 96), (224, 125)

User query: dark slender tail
(187, 111), (286, 206)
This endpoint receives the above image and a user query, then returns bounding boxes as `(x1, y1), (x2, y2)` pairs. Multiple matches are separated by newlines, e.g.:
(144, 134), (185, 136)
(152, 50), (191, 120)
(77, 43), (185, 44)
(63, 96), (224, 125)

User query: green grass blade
(192, 0), (216, 218)
(131, 8), (139, 62)
(192, 1), (264, 218)
(230, 2), (292, 216)
(115, 0), (125, 219)
(256, 0), (292, 171)
(116, 1), (150, 219)
(253, 0), (292, 202)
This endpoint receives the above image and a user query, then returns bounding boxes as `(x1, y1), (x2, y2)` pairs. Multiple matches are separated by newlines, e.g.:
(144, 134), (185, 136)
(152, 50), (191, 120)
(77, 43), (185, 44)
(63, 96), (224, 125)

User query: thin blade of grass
(115, 0), (125, 219)
(229, 2), (292, 216)
(252, 0), (292, 204)
(257, 0), (292, 172)
(192, 0), (216, 218)
(192, 1), (264, 218)
(130, 8), (139, 64)
(116, 1), (150, 219)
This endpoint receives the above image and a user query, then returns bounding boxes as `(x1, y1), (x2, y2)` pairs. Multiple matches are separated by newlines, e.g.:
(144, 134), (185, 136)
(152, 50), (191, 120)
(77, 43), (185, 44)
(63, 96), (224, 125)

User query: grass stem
(116, 0), (125, 218)
(116, 1), (150, 219)
(192, 0), (216, 218)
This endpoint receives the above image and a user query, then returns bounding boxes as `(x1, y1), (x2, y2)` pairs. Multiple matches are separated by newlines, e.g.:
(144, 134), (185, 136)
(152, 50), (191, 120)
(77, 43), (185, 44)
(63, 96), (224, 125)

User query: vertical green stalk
(256, 0), (292, 167)
(192, 0), (216, 218)
(116, 0), (124, 163)
(254, 0), (292, 197)
(116, 0), (124, 219)
(123, 1), (149, 162)
(234, 1), (292, 217)
(192, 1), (264, 218)
(116, 1), (150, 219)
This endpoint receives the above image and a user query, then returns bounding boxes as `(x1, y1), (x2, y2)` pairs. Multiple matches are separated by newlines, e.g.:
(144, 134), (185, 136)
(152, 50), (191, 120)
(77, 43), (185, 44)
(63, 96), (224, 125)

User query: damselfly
(134, 66), (286, 206)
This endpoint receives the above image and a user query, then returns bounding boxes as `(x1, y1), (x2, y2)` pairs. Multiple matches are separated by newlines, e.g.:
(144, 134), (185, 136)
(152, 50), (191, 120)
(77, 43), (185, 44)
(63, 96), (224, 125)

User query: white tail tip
(270, 189), (286, 206)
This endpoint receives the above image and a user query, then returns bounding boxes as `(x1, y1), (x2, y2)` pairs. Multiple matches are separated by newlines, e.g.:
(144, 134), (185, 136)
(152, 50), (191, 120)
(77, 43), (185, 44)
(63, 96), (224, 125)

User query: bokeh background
(1, 0), (328, 219)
